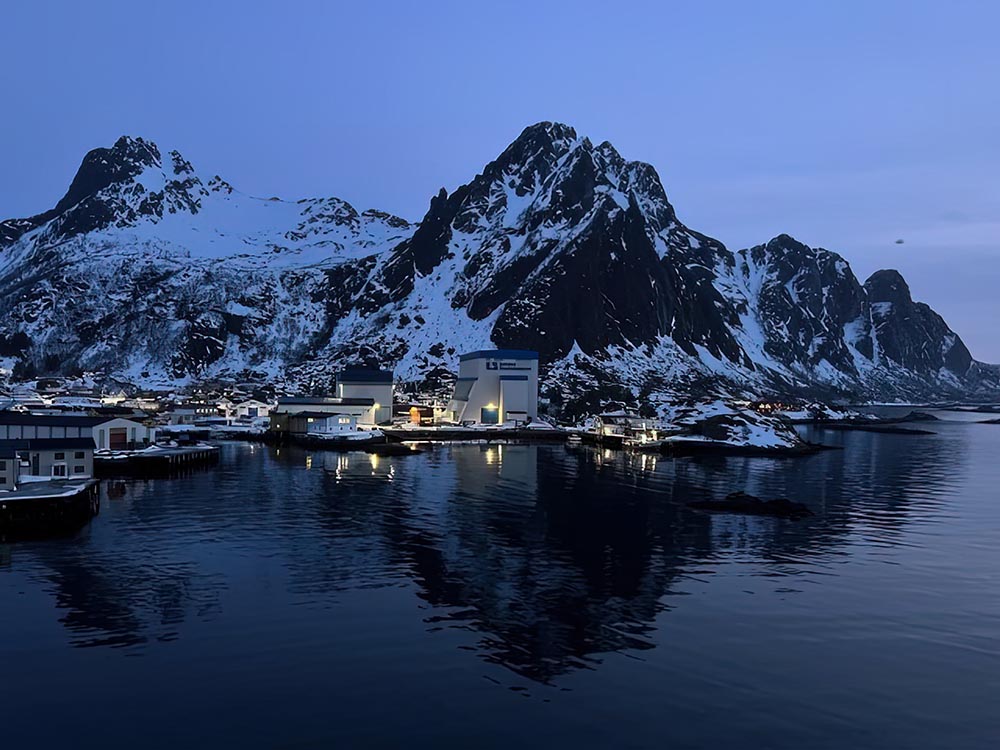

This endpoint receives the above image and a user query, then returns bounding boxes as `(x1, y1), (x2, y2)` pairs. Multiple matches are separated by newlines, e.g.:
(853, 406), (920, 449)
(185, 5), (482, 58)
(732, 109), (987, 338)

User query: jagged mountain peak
(55, 135), (163, 212)
(512, 121), (579, 150)
(765, 233), (809, 251)
(864, 268), (911, 303)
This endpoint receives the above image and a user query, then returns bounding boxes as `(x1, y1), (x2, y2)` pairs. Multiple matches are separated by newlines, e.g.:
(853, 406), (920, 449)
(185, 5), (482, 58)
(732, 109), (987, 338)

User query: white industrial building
(336, 368), (393, 425)
(447, 349), (539, 424)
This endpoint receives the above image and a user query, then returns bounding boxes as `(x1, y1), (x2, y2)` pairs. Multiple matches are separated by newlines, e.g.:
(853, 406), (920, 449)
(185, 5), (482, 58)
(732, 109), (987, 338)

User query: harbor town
(2, 346), (984, 538)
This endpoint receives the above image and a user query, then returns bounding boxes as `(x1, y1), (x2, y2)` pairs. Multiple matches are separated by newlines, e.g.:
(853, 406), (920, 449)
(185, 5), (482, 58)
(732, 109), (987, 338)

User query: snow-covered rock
(661, 401), (805, 451)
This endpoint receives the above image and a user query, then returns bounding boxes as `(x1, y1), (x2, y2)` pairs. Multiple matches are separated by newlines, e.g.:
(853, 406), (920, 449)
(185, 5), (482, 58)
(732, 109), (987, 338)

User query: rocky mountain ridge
(1, 123), (996, 416)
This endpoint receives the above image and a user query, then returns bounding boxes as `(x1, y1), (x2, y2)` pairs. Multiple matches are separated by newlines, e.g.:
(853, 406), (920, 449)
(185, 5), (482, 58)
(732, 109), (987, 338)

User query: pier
(0, 479), (100, 538)
(94, 444), (220, 477)
(382, 426), (567, 443)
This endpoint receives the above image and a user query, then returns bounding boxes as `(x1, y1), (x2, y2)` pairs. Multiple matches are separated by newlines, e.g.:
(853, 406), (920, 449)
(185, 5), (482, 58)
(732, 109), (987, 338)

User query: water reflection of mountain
(5, 430), (967, 675)
(363, 434), (966, 683)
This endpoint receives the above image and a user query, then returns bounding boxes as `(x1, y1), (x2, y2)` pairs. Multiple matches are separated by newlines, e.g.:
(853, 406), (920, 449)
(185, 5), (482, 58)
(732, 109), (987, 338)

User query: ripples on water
(1, 417), (999, 749)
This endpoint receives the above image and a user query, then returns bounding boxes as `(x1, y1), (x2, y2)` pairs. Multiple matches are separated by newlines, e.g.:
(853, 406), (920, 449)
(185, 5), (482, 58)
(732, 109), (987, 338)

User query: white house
(93, 417), (157, 451)
(336, 368), (393, 424)
(447, 349), (539, 424)
(0, 444), (17, 491)
(270, 396), (378, 433)
(0, 438), (94, 484)
(165, 402), (217, 425)
(234, 399), (272, 420)
(304, 412), (359, 435)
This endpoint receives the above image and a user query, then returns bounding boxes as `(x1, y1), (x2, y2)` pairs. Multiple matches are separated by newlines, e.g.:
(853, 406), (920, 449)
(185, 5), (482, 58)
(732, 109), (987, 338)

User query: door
(109, 428), (128, 450)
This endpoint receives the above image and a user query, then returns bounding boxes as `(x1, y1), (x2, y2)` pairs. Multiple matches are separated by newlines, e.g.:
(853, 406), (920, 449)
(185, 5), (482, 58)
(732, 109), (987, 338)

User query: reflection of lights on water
(603, 449), (614, 461)
(484, 443), (505, 466)
(369, 453), (379, 472)
(305, 455), (312, 470)
(335, 453), (349, 481)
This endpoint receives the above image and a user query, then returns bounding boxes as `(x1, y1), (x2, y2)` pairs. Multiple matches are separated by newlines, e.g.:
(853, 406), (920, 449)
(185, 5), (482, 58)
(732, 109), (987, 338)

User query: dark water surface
(2, 417), (999, 748)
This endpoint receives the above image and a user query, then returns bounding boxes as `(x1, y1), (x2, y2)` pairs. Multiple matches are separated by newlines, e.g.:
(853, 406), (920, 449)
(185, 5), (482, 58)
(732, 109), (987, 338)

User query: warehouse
(336, 368), (393, 425)
(447, 349), (539, 424)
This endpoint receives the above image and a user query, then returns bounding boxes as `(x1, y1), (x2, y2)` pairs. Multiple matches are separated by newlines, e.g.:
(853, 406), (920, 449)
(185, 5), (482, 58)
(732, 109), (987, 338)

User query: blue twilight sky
(2, 0), (998, 360)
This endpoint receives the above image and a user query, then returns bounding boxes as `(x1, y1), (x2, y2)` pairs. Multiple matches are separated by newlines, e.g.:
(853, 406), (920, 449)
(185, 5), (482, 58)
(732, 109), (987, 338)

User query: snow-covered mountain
(1, 124), (996, 414)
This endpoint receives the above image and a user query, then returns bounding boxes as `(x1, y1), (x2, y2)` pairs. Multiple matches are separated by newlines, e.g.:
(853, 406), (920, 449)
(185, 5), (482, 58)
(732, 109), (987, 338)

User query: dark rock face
(865, 269), (973, 375)
(0, 137), (163, 248)
(688, 492), (814, 520)
(0, 123), (995, 408)
(54, 136), (161, 215)
(737, 234), (872, 372)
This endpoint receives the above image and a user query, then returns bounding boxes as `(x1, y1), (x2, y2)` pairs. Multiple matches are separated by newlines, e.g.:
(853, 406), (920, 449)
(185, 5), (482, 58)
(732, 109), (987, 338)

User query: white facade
(94, 418), (157, 450)
(271, 397), (377, 432)
(305, 413), (358, 434)
(235, 399), (272, 420)
(0, 450), (17, 491)
(448, 350), (539, 424)
(336, 369), (393, 425)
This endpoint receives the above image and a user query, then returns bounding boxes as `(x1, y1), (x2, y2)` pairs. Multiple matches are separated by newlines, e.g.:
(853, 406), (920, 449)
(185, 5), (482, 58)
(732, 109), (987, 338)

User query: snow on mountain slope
(0, 125), (996, 411)
(1, 137), (411, 270)
(0, 136), (413, 384)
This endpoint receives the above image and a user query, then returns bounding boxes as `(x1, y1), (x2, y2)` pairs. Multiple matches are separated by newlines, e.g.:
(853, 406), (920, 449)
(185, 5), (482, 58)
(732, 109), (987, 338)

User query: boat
(579, 411), (662, 450)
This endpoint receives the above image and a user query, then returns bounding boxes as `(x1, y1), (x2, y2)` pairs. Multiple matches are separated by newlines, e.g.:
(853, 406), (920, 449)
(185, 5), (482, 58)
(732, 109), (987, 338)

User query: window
(52, 464), (67, 477)
(0, 460), (5, 470)
(338, 417), (351, 424)
(54, 452), (65, 460)
(74, 465), (86, 474)
(74, 451), (85, 459)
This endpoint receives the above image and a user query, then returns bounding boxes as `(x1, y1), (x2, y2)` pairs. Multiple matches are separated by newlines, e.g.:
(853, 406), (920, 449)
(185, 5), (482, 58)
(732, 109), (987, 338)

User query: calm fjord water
(2, 419), (999, 749)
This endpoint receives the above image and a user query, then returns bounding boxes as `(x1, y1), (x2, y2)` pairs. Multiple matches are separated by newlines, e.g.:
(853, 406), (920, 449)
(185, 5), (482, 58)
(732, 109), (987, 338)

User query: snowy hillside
(1, 124), (996, 413)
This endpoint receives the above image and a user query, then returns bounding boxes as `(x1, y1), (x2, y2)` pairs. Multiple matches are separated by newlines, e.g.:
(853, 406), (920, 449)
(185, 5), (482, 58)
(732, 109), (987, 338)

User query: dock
(94, 444), (220, 476)
(382, 426), (567, 443)
(0, 479), (100, 538)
